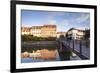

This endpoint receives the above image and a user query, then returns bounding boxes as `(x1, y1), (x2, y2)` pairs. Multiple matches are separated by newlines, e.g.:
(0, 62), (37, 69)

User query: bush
(21, 35), (33, 41)
(21, 35), (56, 41)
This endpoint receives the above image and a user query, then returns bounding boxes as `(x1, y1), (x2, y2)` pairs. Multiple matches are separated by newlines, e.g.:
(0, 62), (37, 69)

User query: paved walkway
(70, 52), (81, 60)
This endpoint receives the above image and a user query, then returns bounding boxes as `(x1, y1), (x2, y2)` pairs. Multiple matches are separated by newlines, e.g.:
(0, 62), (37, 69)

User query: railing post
(69, 40), (70, 47)
(60, 42), (63, 51)
(68, 40), (69, 46)
(73, 40), (74, 51)
(80, 40), (82, 54)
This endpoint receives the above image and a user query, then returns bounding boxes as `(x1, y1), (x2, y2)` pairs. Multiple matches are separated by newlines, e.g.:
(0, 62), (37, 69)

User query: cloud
(75, 13), (90, 23)
(49, 20), (57, 24)
(45, 20), (57, 24)
(47, 12), (66, 16)
(57, 19), (71, 32)
(59, 20), (70, 26)
(45, 12), (67, 20)
(22, 24), (32, 27)
(57, 13), (90, 31)
(56, 13), (89, 26)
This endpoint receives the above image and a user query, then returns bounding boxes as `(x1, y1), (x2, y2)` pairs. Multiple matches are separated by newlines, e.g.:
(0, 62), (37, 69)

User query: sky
(21, 10), (90, 32)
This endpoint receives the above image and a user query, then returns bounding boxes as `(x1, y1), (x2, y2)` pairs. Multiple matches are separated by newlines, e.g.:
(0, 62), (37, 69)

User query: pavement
(70, 52), (81, 60)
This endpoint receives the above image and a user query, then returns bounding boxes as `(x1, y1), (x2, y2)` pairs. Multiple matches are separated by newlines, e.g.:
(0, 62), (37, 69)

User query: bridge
(57, 38), (90, 61)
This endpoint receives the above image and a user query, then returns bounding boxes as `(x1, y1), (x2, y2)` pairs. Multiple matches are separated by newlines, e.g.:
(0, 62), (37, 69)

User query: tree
(60, 35), (64, 38)
(84, 29), (90, 40)
(66, 33), (68, 38)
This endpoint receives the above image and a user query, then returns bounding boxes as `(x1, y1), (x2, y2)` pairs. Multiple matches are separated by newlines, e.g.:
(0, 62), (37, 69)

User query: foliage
(21, 35), (56, 41)
(84, 29), (90, 40)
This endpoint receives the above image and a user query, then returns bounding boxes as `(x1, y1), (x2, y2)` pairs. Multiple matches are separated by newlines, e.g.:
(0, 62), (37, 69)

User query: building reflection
(21, 49), (57, 60)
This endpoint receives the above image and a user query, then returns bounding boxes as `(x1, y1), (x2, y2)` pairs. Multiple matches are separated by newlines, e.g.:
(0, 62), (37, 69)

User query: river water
(21, 42), (61, 63)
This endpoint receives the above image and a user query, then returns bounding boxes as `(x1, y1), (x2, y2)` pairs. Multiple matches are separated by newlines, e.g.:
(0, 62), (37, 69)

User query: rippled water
(21, 48), (60, 63)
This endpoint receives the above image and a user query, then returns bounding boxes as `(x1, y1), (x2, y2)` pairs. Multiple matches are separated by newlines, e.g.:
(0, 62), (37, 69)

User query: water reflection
(21, 49), (60, 63)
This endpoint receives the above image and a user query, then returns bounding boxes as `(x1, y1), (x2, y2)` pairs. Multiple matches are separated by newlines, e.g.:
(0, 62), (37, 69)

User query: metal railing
(57, 38), (90, 60)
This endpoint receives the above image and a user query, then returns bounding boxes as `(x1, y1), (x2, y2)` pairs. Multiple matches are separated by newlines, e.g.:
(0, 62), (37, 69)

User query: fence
(65, 39), (90, 59)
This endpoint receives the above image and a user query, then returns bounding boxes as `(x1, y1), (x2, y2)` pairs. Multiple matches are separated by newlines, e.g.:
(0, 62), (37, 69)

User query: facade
(21, 27), (31, 35)
(21, 24), (56, 37)
(57, 32), (66, 38)
(67, 28), (85, 40)
(30, 26), (42, 37)
(41, 25), (56, 37)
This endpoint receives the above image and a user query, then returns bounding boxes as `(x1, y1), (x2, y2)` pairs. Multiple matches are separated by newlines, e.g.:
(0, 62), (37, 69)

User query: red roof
(43, 25), (56, 28)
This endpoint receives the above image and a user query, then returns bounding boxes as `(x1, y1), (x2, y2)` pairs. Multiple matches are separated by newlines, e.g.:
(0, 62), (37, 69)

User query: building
(67, 28), (85, 40)
(21, 27), (31, 35)
(30, 26), (42, 37)
(57, 32), (66, 38)
(41, 25), (56, 37)
(21, 24), (57, 38)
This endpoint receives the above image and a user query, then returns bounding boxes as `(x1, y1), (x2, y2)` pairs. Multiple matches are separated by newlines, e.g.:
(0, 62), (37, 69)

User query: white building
(21, 25), (57, 38)
(21, 27), (31, 35)
(30, 26), (42, 37)
(67, 28), (85, 40)
(41, 25), (56, 37)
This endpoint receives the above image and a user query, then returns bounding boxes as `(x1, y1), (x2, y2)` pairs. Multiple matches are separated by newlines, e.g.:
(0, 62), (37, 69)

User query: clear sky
(21, 10), (90, 32)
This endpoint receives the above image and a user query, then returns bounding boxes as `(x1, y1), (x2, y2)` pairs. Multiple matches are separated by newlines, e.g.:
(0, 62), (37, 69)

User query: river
(21, 41), (61, 63)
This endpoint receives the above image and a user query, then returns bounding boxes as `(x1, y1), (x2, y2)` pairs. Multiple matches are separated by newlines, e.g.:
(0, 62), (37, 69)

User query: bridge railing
(57, 38), (90, 60)
(65, 39), (90, 59)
